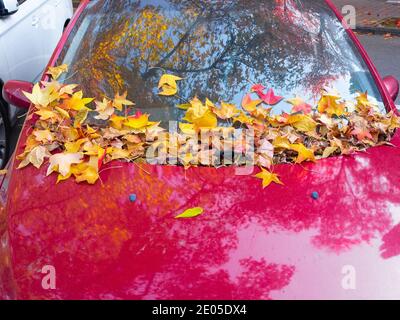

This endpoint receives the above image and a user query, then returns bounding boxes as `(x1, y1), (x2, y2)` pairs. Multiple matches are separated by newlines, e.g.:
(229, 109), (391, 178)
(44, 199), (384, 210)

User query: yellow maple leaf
(356, 91), (379, 113)
(158, 74), (182, 89)
(273, 136), (292, 149)
(382, 112), (400, 131)
(57, 162), (100, 185)
(23, 83), (59, 107)
(110, 115), (125, 130)
(184, 97), (207, 119)
(113, 91), (135, 111)
(213, 101), (240, 120)
(328, 102), (346, 117)
(158, 74), (182, 96)
(55, 106), (70, 119)
(179, 123), (196, 135)
(317, 95), (346, 117)
(146, 122), (165, 141)
(322, 146), (338, 158)
(18, 146), (51, 169)
(47, 152), (84, 177)
(179, 152), (195, 168)
(287, 114), (317, 133)
(23, 135), (41, 153)
(192, 110), (218, 129)
(251, 107), (271, 120)
(242, 94), (262, 113)
(177, 103), (191, 110)
(74, 109), (89, 128)
(183, 98), (218, 129)
(35, 108), (57, 121)
(61, 127), (80, 142)
(233, 112), (254, 126)
(85, 125), (101, 138)
(33, 130), (55, 143)
(159, 85), (178, 96)
(73, 164), (99, 185)
(254, 168), (284, 188)
(63, 91), (94, 111)
(65, 139), (87, 153)
(57, 172), (73, 183)
(41, 80), (62, 93)
(290, 143), (316, 163)
(83, 143), (105, 158)
(107, 147), (131, 160)
(175, 207), (204, 219)
(124, 114), (151, 130)
(94, 98), (114, 121)
(59, 84), (78, 96)
(356, 91), (372, 108)
(46, 64), (68, 80)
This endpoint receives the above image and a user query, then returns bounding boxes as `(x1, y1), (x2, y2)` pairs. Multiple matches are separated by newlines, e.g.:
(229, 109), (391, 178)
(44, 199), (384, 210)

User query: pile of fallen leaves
(17, 64), (399, 187)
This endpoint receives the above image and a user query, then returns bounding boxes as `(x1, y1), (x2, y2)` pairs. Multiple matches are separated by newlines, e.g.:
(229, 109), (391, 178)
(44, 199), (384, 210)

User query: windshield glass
(57, 0), (385, 123)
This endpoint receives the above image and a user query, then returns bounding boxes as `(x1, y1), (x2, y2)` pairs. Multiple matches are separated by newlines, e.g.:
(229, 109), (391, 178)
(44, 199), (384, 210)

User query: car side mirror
(2, 80), (33, 109)
(383, 76), (399, 102)
(0, 0), (19, 17)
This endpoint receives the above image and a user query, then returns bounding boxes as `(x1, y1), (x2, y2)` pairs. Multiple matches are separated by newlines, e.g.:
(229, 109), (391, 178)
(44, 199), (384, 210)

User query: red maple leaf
(351, 127), (373, 141)
(259, 88), (284, 105)
(293, 103), (312, 114)
(251, 84), (266, 96)
(287, 97), (313, 114)
(133, 110), (143, 118)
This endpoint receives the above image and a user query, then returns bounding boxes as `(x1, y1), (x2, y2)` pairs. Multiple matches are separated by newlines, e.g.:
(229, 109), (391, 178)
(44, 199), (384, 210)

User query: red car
(1, 0), (400, 300)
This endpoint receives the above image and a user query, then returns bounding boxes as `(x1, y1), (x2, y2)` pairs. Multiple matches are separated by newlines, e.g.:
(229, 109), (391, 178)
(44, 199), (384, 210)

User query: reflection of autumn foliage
(7, 164), (297, 299)
(5, 135), (400, 298)
(58, 0), (380, 122)
(71, 3), (175, 94)
(235, 259), (295, 300)
(380, 223), (400, 259)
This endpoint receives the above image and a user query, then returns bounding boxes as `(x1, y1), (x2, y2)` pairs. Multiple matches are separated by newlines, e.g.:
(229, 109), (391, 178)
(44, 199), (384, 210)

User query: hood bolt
(311, 192), (319, 200)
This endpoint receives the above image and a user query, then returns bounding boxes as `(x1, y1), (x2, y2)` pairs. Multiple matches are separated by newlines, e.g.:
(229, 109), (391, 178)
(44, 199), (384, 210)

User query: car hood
(3, 132), (400, 300)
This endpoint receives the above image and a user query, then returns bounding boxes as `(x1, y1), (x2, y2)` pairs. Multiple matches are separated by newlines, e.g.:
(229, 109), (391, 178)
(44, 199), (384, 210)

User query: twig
(17, 112), (29, 119)
(61, 70), (79, 82)
(134, 162), (151, 175)
(99, 165), (124, 175)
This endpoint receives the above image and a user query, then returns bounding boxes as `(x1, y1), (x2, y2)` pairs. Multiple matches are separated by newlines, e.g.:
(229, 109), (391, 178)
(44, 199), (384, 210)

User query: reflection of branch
(162, 65), (219, 74)
(149, 13), (205, 73)
(162, 31), (236, 74)
(169, 184), (207, 217)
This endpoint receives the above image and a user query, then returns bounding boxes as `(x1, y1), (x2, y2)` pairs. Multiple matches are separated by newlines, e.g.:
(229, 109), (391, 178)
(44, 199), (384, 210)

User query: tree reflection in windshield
(58, 0), (385, 124)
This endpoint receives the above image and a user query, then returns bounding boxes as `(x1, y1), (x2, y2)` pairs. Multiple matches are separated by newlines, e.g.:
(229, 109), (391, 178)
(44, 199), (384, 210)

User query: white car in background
(0, 0), (73, 168)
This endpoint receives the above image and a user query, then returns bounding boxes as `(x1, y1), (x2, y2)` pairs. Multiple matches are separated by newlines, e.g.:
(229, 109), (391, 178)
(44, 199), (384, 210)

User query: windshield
(57, 0), (385, 123)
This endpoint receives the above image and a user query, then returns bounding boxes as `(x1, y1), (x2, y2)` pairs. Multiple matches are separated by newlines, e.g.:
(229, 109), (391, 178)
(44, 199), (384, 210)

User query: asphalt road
(8, 34), (400, 158)
(357, 33), (400, 105)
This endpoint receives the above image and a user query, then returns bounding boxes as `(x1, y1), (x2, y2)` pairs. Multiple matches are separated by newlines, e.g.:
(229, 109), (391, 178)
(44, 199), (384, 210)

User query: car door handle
(32, 16), (40, 27)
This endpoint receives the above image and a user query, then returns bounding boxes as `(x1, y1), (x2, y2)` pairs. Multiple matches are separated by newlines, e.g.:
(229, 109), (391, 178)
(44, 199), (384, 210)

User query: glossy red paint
(383, 76), (400, 102)
(2, 0), (400, 300)
(3, 139), (400, 299)
(2, 80), (33, 110)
